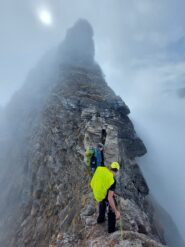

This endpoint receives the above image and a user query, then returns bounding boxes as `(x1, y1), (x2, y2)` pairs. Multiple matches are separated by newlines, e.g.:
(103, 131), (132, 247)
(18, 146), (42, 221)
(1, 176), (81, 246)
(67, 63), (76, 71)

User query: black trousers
(97, 199), (116, 233)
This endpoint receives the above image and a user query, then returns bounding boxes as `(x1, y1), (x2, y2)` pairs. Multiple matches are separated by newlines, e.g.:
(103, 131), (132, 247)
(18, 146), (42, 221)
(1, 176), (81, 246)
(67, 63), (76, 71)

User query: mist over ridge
(1, 0), (185, 245)
(0, 19), (162, 246)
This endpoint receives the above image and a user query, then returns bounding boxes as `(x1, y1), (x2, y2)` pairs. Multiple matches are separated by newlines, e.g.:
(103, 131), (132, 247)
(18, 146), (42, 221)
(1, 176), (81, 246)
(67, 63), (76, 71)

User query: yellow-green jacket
(90, 166), (114, 202)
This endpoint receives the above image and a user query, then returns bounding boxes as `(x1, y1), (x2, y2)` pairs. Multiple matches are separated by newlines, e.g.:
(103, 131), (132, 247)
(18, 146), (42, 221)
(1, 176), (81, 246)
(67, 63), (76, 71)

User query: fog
(1, 0), (185, 242)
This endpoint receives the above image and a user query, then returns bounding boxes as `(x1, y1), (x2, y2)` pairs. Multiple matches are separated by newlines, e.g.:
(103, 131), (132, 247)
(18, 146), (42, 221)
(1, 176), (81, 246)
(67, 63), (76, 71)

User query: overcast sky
(1, 0), (185, 240)
(1, 0), (185, 105)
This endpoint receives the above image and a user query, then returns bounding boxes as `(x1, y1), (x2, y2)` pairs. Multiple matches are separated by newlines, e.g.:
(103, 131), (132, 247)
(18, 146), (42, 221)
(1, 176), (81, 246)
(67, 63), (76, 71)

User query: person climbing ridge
(85, 143), (104, 173)
(91, 162), (121, 233)
(95, 143), (104, 167)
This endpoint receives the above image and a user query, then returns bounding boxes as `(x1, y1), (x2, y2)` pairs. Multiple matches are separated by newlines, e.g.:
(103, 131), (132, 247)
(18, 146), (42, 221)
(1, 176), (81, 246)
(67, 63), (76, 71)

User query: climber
(85, 143), (104, 173)
(95, 143), (104, 167)
(91, 162), (121, 233)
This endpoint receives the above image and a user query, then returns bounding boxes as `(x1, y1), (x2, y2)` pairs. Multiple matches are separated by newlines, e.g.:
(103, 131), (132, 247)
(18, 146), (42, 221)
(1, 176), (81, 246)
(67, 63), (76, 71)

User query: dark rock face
(0, 20), (167, 247)
(59, 19), (95, 66)
(145, 195), (185, 247)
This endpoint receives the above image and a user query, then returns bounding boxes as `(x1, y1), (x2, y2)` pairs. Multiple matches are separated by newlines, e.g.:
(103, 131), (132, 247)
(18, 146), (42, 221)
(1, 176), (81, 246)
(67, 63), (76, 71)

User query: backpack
(95, 149), (102, 167)
(90, 166), (114, 202)
(85, 147), (96, 167)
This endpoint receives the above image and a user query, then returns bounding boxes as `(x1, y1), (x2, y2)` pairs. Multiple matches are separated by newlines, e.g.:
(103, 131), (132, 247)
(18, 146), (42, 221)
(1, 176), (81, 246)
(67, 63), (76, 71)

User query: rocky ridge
(0, 19), (168, 247)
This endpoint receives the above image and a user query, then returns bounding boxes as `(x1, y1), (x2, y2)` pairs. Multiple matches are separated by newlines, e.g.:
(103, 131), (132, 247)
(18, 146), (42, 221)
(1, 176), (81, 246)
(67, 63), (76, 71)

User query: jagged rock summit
(59, 19), (95, 65)
(0, 19), (168, 247)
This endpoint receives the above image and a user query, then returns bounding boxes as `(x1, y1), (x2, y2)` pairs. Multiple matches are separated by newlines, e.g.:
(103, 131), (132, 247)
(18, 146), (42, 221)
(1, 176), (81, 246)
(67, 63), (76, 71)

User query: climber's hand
(115, 210), (121, 220)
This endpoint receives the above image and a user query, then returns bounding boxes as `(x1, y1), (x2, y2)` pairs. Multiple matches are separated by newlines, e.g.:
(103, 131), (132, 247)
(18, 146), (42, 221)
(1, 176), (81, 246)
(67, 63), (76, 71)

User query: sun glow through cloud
(38, 8), (53, 26)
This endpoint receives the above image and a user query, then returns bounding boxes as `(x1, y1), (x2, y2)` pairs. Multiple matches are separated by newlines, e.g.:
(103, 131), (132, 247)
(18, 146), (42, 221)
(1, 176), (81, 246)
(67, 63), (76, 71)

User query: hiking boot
(97, 217), (106, 224)
(108, 227), (119, 233)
